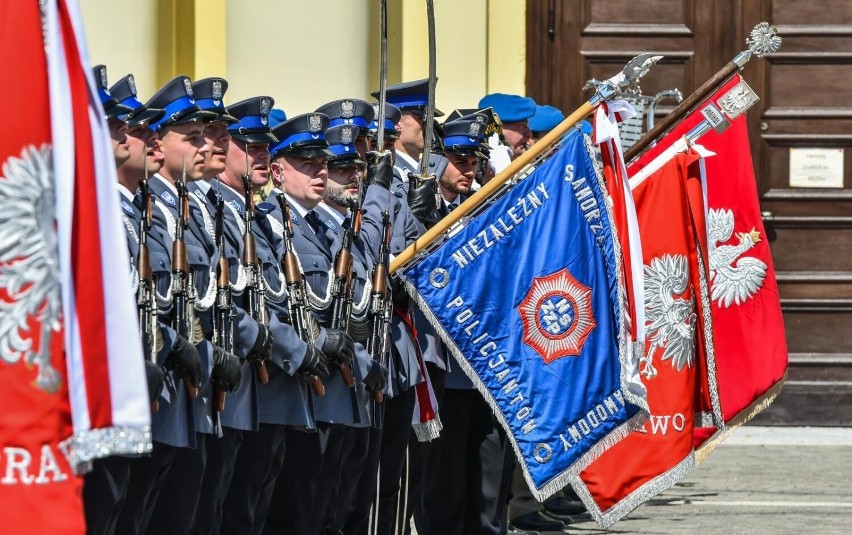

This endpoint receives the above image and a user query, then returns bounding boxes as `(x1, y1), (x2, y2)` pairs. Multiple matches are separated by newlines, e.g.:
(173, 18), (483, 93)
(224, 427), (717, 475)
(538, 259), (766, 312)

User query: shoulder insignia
(120, 199), (135, 216)
(159, 190), (176, 207)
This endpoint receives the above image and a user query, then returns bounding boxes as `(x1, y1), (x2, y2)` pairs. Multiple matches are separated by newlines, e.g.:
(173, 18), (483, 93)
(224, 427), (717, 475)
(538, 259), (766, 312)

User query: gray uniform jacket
(207, 179), (315, 429)
(257, 189), (370, 425)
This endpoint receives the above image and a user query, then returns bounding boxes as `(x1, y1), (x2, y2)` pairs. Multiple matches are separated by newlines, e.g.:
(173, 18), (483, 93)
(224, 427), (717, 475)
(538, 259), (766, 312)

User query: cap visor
(286, 146), (334, 159)
(105, 103), (135, 119)
(126, 107), (166, 127)
(231, 132), (278, 145)
(328, 154), (366, 168)
(172, 108), (219, 125)
(207, 111), (239, 124)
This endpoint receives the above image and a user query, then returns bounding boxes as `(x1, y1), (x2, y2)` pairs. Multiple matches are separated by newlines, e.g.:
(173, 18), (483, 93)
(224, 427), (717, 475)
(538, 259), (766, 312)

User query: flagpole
(623, 22), (781, 164)
(389, 53), (663, 274)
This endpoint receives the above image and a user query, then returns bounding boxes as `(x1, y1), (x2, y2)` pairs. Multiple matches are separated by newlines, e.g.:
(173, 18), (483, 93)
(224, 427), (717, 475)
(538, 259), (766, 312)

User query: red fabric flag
(574, 150), (713, 527)
(628, 77), (788, 456)
(0, 1), (152, 532)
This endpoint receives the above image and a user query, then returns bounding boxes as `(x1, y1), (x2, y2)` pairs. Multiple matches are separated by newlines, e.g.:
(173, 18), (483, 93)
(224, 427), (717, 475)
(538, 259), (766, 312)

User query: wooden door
(527, 0), (852, 425)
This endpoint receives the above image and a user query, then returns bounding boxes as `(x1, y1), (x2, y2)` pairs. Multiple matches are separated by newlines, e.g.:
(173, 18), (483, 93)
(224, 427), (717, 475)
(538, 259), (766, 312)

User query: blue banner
(402, 133), (648, 500)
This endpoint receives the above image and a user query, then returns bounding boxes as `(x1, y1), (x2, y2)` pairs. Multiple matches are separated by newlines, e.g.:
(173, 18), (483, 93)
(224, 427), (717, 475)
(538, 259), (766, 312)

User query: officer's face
(158, 121), (209, 182)
(203, 121), (231, 178)
(225, 141), (270, 192)
(108, 117), (130, 166)
(354, 135), (369, 158)
(271, 155), (328, 209)
(122, 124), (162, 176)
(324, 162), (364, 209)
(501, 120), (532, 159)
(441, 152), (477, 199)
(397, 111), (424, 154)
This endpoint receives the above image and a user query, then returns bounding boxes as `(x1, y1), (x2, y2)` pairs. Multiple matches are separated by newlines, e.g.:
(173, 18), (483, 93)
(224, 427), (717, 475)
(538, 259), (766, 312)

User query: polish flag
(0, 1), (150, 532)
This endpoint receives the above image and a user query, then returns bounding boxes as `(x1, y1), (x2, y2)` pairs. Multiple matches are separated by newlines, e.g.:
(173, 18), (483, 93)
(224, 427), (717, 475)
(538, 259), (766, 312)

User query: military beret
(478, 93), (537, 123)
(529, 104), (565, 133)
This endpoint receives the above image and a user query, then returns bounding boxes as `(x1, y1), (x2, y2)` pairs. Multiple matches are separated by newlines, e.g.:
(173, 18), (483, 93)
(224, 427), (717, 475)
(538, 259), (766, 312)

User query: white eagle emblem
(468, 122), (482, 137)
(340, 100), (355, 119)
(308, 114), (323, 133)
(0, 145), (63, 393)
(260, 97), (271, 116)
(183, 77), (193, 97)
(97, 66), (107, 89)
(642, 254), (696, 379)
(127, 74), (137, 96)
(517, 269), (596, 364)
(708, 208), (767, 308)
(340, 125), (354, 145)
(211, 80), (223, 101)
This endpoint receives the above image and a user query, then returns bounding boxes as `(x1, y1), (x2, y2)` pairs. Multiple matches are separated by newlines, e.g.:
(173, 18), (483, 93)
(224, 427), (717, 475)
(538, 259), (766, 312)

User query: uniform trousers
(263, 425), (330, 534)
(146, 433), (209, 535)
(191, 428), (243, 535)
(84, 455), (132, 535)
(403, 362), (445, 534)
(416, 389), (513, 535)
(329, 425), (373, 534)
(220, 423), (287, 535)
(114, 441), (177, 535)
(308, 423), (348, 534)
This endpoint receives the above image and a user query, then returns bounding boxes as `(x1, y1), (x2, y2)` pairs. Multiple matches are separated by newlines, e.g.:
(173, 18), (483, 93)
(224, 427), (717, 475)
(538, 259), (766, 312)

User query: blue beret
(269, 108), (287, 128)
(316, 98), (375, 129)
(227, 96), (277, 145)
(478, 93), (536, 123)
(528, 104), (565, 133)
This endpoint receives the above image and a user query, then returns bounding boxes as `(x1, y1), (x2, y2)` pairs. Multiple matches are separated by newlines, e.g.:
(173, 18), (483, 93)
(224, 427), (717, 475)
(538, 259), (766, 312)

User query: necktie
(304, 211), (331, 249)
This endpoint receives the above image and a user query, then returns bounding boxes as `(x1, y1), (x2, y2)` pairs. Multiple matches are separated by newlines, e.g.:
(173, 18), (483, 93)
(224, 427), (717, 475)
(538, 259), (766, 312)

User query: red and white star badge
(517, 268), (596, 364)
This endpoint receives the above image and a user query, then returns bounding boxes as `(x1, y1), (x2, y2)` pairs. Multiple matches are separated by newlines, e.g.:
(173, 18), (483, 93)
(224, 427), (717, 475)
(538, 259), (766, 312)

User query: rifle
(275, 193), (325, 397)
(212, 188), (232, 412)
(241, 151), (270, 384)
(171, 161), (199, 399)
(367, 210), (392, 428)
(328, 199), (359, 388)
(137, 175), (159, 412)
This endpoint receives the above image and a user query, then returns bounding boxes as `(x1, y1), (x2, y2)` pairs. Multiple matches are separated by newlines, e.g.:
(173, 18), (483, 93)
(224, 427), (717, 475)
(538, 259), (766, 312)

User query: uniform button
(159, 261), (165, 268)
(313, 261), (319, 267)
(197, 254), (203, 262)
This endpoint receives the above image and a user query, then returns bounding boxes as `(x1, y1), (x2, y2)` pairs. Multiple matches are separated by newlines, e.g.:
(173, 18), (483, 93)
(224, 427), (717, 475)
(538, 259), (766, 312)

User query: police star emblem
(127, 74), (137, 96)
(517, 268), (596, 363)
(340, 100), (355, 119)
(183, 78), (193, 97)
(308, 114), (323, 133)
(211, 80), (223, 101)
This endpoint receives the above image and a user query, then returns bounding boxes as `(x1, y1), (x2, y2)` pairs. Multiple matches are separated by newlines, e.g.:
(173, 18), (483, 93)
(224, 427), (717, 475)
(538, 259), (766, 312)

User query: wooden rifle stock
(276, 194), (325, 397)
(242, 174), (270, 384)
(330, 210), (357, 388)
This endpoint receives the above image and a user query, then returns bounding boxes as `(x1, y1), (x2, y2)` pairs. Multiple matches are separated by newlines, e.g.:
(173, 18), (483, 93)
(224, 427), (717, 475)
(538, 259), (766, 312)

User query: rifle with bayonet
(367, 210), (392, 428)
(137, 175), (159, 412)
(275, 194), (326, 397)
(171, 162), (200, 399)
(241, 151), (270, 385)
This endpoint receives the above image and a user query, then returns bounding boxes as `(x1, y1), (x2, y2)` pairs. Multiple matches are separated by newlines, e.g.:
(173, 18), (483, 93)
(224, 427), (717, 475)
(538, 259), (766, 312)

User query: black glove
(391, 276), (411, 311)
(248, 323), (274, 364)
(211, 346), (242, 393)
(164, 334), (202, 389)
(321, 328), (355, 369)
(298, 344), (329, 379)
(144, 361), (166, 403)
(363, 360), (389, 393)
(407, 172), (438, 224)
(366, 151), (394, 190)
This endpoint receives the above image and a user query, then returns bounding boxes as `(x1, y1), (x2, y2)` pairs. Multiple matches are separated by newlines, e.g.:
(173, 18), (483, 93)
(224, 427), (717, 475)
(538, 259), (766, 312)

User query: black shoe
(544, 494), (587, 516)
(510, 510), (566, 532)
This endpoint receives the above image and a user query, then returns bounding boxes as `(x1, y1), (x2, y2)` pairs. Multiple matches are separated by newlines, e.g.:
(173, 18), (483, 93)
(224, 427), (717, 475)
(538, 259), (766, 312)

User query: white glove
(487, 133), (513, 174)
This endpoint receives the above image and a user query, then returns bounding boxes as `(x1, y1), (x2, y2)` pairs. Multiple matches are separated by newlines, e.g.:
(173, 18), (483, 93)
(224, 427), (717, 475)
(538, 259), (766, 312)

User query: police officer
(258, 113), (360, 535)
(478, 93), (537, 166)
(84, 65), (167, 535)
(112, 75), (207, 535)
(417, 115), (514, 535)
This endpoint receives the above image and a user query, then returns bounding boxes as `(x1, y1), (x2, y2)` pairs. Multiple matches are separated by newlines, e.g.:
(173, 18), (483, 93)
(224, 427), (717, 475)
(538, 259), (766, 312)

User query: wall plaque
(789, 148), (844, 188)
